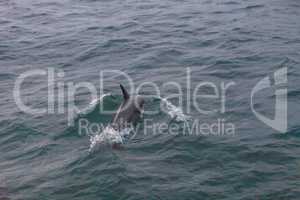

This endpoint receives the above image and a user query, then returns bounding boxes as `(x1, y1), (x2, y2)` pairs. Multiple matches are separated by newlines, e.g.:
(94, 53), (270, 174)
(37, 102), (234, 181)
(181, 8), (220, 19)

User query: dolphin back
(111, 84), (144, 130)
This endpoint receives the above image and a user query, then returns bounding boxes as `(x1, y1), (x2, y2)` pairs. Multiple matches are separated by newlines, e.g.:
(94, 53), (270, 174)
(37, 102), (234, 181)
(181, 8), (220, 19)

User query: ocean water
(1, 0), (300, 199)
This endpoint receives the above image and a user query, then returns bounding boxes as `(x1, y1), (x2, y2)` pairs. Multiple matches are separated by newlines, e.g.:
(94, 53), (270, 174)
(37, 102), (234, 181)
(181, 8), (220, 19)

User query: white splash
(80, 93), (111, 115)
(89, 126), (132, 152)
(160, 98), (190, 122)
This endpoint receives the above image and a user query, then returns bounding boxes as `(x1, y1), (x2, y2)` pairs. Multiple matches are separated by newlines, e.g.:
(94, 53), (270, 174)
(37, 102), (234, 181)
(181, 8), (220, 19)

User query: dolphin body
(111, 84), (144, 130)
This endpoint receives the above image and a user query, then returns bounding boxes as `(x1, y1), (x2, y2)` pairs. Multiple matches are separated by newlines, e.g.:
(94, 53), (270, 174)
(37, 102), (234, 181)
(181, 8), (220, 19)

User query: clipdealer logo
(12, 67), (288, 134)
(251, 67), (288, 133)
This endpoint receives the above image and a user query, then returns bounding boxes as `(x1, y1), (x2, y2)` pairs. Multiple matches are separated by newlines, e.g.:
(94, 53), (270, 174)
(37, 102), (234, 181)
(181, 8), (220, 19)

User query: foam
(89, 126), (132, 152)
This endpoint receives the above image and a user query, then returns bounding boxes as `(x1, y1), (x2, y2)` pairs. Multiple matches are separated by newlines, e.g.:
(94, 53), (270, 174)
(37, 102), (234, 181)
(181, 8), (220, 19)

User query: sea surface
(0, 0), (300, 199)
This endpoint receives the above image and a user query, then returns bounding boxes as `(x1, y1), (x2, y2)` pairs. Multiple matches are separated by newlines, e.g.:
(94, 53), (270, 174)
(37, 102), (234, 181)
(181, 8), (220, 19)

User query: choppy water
(1, 0), (300, 199)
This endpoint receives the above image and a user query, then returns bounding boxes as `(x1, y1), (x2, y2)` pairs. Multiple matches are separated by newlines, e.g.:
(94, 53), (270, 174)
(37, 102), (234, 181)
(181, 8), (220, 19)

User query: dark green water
(0, 0), (300, 199)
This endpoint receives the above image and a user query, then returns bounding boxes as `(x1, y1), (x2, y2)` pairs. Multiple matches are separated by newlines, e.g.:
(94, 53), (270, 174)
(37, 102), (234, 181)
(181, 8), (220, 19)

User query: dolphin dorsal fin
(120, 84), (129, 100)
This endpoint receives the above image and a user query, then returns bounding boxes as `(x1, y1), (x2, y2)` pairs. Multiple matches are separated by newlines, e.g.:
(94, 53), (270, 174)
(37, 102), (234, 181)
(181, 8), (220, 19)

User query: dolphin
(111, 84), (144, 130)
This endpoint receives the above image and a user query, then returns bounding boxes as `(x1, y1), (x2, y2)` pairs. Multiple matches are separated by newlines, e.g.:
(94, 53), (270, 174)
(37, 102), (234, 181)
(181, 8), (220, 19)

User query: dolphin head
(134, 95), (145, 113)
